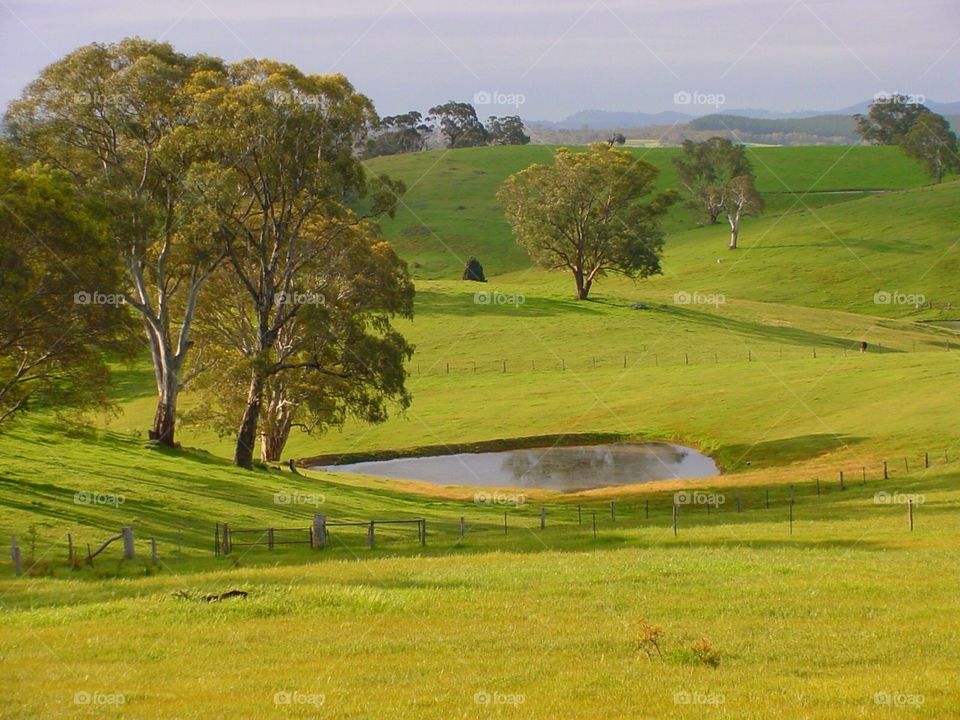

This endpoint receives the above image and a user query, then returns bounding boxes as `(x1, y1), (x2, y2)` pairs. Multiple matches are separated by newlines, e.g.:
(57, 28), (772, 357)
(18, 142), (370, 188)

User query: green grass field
(2, 144), (959, 718)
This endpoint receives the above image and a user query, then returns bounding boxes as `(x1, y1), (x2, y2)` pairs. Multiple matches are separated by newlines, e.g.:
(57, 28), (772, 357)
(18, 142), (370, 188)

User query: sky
(0, 0), (957, 120)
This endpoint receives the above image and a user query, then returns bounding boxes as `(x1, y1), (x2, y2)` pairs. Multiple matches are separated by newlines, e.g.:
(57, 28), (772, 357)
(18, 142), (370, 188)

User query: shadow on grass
(715, 434), (867, 470)
(413, 289), (605, 318)
(654, 304), (903, 351)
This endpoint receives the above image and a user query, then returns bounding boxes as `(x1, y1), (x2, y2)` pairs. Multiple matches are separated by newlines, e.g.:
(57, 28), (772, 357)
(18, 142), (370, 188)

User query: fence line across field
(406, 342), (956, 377)
(6, 449), (949, 575)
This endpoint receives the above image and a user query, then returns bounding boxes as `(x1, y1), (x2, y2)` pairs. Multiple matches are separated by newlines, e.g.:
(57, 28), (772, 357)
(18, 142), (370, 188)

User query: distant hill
(529, 99), (960, 133)
(688, 114), (859, 143)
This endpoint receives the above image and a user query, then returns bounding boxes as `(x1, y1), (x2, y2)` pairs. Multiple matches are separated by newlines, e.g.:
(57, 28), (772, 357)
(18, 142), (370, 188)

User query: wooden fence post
(839, 471), (845, 491)
(222, 523), (231, 555)
(459, 516), (465, 539)
(312, 514), (327, 549)
(924, 452), (929, 469)
(367, 521), (375, 548)
(610, 501), (616, 522)
(816, 478), (821, 496)
(645, 499), (649, 519)
(908, 501), (914, 531)
(592, 512), (597, 539)
(540, 507), (546, 530)
(150, 537), (158, 565)
(736, 495), (742, 513)
(267, 528), (275, 551)
(672, 504), (678, 536)
(121, 526), (135, 560)
(67, 533), (74, 564)
(420, 519), (427, 546)
(10, 536), (21, 576)
(577, 505), (582, 526)
(789, 500), (794, 535)
(883, 461), (888, 479)
(862, 466), (866, 483)
(503, 512), (507, 535)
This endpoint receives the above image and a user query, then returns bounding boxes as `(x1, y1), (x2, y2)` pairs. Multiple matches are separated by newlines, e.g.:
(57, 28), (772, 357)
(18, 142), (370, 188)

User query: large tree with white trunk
(5, 39), (227, 447)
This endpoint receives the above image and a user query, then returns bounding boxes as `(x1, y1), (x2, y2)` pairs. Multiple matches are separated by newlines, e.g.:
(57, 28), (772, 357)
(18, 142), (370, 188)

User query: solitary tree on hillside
(720, 175), (763, 249)
(673, 137), (753, 225)
(899, 110), (960, 183)
(854, 95), (929, 145)
(498, 143), (676, 300)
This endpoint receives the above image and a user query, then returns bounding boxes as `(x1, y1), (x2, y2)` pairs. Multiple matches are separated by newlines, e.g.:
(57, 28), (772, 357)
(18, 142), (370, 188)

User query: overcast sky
(0, 0), (957, 120)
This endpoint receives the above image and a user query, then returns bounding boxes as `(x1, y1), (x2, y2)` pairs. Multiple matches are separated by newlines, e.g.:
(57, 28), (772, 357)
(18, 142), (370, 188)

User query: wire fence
(6, 450), (953, 575)
(405, 341), (957, 377)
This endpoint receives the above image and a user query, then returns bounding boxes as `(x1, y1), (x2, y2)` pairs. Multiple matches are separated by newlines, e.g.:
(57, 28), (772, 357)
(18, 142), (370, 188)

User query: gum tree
(498, 143), (675, 300)
(190, 60), (412, 468)
(5, 39), (227, 446)
(0, 147), (136, 427)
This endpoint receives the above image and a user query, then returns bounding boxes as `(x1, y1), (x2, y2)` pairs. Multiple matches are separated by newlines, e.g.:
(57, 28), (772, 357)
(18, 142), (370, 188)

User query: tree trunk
(260, 387), (294, 463)
(708, 206), (720, 224)
(234, 370), (265, 470)
(574, 270), (591, 300)
(727, 210), (740, 250)
(260, 416), (293, 463)
(148, 338), (181, 447)
(151, 393), (177, 447)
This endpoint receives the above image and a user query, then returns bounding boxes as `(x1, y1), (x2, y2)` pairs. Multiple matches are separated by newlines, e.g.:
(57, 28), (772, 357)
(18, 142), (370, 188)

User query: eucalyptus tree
(190, 60), (411, 468)
(498, 143), (675, 300)
(0, 146), (136, 428)
(5, 39), (227, 446)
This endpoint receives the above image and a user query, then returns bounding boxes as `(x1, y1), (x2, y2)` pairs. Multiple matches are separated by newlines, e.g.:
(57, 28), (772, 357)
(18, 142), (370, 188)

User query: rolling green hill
(4, 143), (960, 719)
(364, 145), (935, 278)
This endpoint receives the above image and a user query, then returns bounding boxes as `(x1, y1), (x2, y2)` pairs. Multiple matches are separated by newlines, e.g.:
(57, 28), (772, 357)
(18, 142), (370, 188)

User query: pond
(313, 442), (719, 492)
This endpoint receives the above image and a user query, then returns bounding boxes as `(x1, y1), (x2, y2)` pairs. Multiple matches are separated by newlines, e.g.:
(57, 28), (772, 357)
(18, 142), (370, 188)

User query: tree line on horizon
(364, 102), (530, 157)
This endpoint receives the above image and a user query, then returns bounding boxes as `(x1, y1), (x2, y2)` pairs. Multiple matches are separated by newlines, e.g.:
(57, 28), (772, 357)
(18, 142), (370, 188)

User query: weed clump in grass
(635, 617), (664, 659)
(690, 638), (722, 668)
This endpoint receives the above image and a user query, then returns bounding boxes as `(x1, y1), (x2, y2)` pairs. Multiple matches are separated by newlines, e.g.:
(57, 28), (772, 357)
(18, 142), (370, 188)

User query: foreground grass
(3, 467), (958, 718)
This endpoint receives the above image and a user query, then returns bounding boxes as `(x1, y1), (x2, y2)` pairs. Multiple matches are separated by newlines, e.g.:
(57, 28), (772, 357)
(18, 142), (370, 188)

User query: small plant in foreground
(635, 617), (664, 658)
(691, 638), (722, 668)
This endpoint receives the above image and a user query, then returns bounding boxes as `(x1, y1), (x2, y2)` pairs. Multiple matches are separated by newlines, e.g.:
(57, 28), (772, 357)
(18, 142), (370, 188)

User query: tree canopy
(498, 143), (675, 300)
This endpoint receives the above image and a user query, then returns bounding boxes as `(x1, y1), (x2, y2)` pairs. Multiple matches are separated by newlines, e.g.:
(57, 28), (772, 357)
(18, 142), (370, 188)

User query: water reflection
(315, 442), (718, 492)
